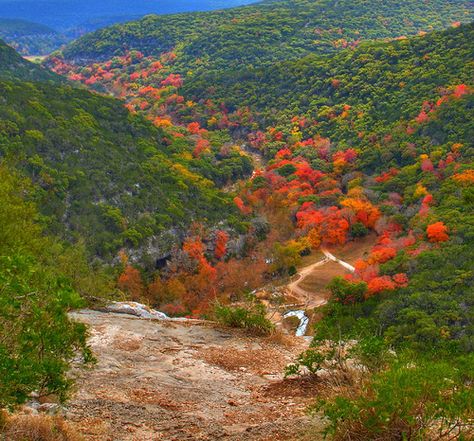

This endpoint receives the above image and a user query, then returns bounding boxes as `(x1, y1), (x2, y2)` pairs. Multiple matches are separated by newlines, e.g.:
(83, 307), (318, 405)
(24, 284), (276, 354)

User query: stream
(283, 310), (310, 337)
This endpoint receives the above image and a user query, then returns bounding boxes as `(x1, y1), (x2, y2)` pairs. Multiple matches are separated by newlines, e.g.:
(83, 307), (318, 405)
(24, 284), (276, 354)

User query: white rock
(106, 302), (169, 320)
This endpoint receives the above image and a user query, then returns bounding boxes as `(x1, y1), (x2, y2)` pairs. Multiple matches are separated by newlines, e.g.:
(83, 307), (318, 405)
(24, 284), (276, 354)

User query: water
(283, 310), (309, 337)
(0, 0), (258, 30)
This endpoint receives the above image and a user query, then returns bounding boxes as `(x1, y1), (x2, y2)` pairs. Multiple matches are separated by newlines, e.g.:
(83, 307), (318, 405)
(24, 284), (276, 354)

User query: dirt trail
(67, 311), (323, 441)
(286, 256), (331, 308)
(286, 238), (374, 309)
(287, 248), (354, 308)
(321, 248), (355, 272)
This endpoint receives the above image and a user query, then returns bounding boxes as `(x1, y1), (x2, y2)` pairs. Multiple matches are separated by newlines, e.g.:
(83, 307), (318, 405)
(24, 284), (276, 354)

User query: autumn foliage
(118, 265), (145, 300)
(214, 230), (229, 260)
(426, 222), (449, 243)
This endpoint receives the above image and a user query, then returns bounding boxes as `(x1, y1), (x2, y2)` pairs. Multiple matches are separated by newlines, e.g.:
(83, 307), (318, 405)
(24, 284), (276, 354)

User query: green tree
(0, 165), (91, 409)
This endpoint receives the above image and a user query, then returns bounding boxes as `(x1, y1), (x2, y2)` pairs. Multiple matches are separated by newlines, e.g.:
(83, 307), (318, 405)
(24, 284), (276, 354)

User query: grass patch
(1, 413), (81, 441)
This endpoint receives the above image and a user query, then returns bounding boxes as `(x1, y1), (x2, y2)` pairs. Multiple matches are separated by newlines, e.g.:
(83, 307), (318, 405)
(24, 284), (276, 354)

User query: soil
(66, 311), (324, 441)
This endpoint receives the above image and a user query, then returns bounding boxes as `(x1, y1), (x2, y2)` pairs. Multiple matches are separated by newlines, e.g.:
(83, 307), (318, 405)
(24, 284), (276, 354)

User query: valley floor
(67, 311), (323, 441)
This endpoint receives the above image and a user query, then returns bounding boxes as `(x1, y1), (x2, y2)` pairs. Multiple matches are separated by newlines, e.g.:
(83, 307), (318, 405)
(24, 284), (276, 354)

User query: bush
(213, 302), (274, 336)
(350, 222), (369, 237)
(315, 356), (474, 441)
(327, 277), (368, 305)
(0, 166), (92, 410)
(285, 348), (326, 377)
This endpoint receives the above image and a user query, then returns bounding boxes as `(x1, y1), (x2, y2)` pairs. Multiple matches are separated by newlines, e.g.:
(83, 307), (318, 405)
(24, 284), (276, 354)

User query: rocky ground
(38, 240), (376, 440)
(65, 311), (324, 441)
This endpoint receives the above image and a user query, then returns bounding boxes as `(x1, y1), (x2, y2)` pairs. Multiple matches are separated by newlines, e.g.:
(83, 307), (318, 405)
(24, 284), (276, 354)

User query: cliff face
(65, 310), (321, 440)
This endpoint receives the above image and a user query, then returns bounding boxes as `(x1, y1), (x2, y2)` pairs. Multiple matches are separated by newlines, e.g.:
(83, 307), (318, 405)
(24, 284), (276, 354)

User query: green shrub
(285, 349), (326, 377)
(350, 222), (369, 238)
(0, 165), (93, 410)
(315, 356), (474, 441)
(213, 302), (274, 336)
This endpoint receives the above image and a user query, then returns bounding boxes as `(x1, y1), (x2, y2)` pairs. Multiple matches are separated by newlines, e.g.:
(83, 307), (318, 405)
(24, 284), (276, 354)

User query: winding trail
(287, 248), (355, 308)
(322, 248), (356, 272)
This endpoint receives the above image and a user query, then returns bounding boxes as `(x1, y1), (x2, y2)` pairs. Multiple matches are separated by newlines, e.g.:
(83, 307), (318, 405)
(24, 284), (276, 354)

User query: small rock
(38, 403), (63, 415)
(21, 404), (39, 415)
(24, 400), (40, 410)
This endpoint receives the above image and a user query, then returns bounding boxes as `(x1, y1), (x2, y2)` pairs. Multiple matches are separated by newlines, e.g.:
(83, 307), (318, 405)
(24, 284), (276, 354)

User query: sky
(0, 0), (257, 29)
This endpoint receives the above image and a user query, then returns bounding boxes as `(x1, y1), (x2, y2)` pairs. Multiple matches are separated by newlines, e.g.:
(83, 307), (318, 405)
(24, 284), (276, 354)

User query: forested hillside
(0, 40), (249, 262)
(0, 18), (67, 55)
(49, 21), (473, 308)
(1, 0), (473, 437)
(62, 0), (472, 71)
(0, 37), (59, 80)
(183, 23), (474, 160)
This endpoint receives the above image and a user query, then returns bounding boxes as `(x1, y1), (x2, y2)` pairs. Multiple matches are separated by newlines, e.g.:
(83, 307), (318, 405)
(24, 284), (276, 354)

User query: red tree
(426, 222), (449, 243)
(118, 265), (145, 300)
(214, 231), (229, 260)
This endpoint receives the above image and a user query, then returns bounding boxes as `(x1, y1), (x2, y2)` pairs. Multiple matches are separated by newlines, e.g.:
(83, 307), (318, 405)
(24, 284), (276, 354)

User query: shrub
(213, 302), (274, 336)
(0, 166), (92, 410)
(285, 348), (326, 377)
(350, 222), (369, 237)
(327, 277), (368, 304)
(315, 357), (474, 441)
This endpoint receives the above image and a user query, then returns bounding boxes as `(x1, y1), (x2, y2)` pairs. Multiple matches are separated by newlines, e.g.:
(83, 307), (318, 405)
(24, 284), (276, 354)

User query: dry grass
(261, 377), (321, 399)
(328, 234), (377, 264)
(264, 329), (299, 347)
(298, 260), (349, 293)
(2, 414), (82, 441)
(299, 250), (325, 267)
(297, 235), (377, 295)
(62, 418), (110, 440)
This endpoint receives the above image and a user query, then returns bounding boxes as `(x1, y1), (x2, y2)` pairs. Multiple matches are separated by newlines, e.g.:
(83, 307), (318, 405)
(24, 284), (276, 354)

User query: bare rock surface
(104, 302), (170, 320)
(67, 310), (323, 441)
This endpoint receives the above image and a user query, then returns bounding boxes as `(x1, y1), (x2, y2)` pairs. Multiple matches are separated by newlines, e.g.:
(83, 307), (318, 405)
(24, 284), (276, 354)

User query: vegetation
(0, 38), (60, 81)
(0, 164), (95, 410)
(0, 40), (248, 261)
(0, 0), (473, 435)
(213, 302), (274, 336)
(62, 0), (473, 73)
(183, 23), (474, 158)
(315, 356), (473, 440)
(173, 22), (473, 439)
(0, 19), (67, 55)
(0, 413), (81, 441)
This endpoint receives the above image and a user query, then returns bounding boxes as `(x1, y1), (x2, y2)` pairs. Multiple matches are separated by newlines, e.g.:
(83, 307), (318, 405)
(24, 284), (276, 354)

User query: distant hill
(0, 37), (61, 78)
(62, 0), (473, 71)
(183, 23), (474, 158)
(0, 18), (54, 35)
(0, 18), (67, 55)
(0, 0), (256, 29)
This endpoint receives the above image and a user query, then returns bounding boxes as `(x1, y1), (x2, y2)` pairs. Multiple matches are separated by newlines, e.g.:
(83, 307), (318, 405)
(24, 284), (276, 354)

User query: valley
(0, 0), (473, 439)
